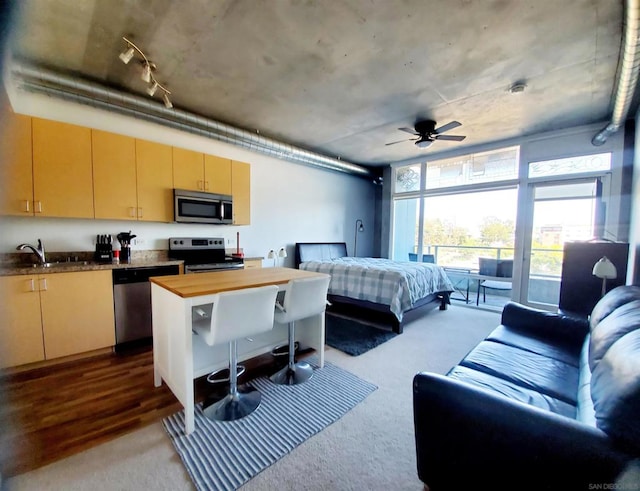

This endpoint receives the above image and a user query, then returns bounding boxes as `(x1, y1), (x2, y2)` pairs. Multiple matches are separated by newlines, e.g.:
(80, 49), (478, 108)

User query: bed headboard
(295, 242), (348, 268)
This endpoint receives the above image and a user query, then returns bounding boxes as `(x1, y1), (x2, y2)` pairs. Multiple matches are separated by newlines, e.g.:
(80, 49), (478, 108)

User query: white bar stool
(193, 284), (279, 422)
(270, 275), (331, 385)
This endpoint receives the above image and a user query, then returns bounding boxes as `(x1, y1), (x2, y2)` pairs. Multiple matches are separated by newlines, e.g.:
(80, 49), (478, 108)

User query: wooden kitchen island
(150, 267), (329, 434)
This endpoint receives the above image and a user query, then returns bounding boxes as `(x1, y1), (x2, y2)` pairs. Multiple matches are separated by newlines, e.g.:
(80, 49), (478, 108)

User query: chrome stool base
(270, 360), (313, 385)
(203, 387), (262, 422)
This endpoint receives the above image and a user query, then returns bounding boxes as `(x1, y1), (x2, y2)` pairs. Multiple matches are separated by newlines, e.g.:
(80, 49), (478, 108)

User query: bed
(295, 242), (454, 333)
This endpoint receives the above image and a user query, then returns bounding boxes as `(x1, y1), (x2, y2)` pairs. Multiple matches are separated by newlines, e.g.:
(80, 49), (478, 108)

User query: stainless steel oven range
(168, 237), (244, 273)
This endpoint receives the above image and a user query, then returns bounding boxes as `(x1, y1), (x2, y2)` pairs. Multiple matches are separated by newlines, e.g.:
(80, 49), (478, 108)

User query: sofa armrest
(413, 372), (631, 490)
(501, 301), (589, 346)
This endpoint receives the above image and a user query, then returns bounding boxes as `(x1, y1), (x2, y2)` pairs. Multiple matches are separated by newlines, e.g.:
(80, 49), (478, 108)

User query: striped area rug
(162, 360), (377, 491)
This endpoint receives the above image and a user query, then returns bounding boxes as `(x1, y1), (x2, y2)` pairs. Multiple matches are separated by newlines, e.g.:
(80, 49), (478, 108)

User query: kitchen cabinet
(231, 160), (251, 225)
(172, 147), (205, 191)
(92, 130), (137, 220)
(93, 133), (174, 222)
(40, 270), (115, 359)
(136, 139), (174, 222)
(32, 118), (94, 218)
(244, 259), (262, 269)
(0, 270), (115, 368)
(0, 275), (46, 368)
(173, 147), (233, 195)
(204, 154), (232, 195)
(0, 113), (33, 216)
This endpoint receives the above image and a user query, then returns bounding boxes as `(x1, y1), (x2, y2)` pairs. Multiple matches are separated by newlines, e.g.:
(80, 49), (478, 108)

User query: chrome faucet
(17, 239), (46, 265)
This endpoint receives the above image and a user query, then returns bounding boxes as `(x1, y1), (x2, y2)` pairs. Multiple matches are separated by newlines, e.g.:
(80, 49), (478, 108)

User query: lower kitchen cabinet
(0, 275), (46, 368)
(0, 270), (116, 369)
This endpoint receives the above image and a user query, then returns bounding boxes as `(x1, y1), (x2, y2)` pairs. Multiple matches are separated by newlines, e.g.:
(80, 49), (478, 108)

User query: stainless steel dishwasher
(112, 264), (179, 351)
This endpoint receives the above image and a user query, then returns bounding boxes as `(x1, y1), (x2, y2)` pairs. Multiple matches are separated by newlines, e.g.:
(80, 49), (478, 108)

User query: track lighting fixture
(118, 36), (173, 108)
(141, 62), (152, 83)
(119, 46), (135, 64)
(146, 81), (158, 96)
(163, 91), (173, 109)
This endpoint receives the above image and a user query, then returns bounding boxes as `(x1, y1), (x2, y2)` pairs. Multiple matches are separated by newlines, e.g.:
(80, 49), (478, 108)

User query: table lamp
(592, 256), (617, 297)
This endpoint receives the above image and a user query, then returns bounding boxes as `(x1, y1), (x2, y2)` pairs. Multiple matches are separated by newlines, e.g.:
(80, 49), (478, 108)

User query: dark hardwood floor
(0, 344), (299, 478)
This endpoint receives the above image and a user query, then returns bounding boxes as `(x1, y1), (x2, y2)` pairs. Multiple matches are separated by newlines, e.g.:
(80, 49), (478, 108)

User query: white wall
(1, 85), (376, 264)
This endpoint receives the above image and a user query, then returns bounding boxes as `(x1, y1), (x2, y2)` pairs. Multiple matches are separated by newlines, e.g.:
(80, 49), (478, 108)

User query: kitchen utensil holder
(120, 246), (131, 263)
(94, 243), (113, 263)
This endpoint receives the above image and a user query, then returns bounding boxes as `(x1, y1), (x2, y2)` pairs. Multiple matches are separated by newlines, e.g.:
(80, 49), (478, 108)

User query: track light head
(146, 81), (158, 96)
(119, 46), (134, 64)
(163, 92), (173, 109)
(141, 62), (152, 83)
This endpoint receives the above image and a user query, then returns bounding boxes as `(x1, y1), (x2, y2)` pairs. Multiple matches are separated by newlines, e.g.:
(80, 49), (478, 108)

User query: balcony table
(150, 267), (329, 434)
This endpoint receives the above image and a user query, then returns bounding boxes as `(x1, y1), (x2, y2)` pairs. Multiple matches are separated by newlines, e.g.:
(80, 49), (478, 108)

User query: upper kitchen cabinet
(0, 113), (33, 216)
(92, 130), (137, 220)
(136, 139), (174, 222)
(172, 147), (205, 191)
(231, 160), (251, 225)
(32, 118), (94, 218)
(204, 154), (232, 195)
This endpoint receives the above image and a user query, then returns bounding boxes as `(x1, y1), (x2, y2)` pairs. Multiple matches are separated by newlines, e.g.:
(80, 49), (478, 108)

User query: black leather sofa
(413, 285), (640, 490)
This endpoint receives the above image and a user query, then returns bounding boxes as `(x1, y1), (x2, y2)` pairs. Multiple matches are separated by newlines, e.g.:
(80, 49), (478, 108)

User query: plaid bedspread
(299, 257), (454, 321)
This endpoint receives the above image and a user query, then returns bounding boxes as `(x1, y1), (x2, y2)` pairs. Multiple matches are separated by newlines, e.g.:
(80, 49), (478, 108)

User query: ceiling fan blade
(433, 121), (461, 134)
(385, 138), (415, 146)
(398, 127), (419, 135)
(434, 134), (466, 141)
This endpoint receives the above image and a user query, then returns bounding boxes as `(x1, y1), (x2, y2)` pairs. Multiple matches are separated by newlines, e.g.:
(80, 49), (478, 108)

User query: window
(529, 153), (611, 178)
(425, 146), (519, 189)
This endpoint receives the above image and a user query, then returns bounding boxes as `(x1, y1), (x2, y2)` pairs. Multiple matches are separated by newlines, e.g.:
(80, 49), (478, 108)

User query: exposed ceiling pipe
(9, 59), (372, 178)
(592, 0), (640, 146)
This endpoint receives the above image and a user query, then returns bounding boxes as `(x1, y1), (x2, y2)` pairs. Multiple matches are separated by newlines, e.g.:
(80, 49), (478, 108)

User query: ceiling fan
(386, 120), (466, 148)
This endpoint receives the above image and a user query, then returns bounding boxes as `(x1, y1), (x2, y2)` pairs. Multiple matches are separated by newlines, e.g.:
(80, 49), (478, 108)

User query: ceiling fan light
(119, 46), (135, 64)
(163, 92), (173, 109)
(146, 81), (158, 96)
(416, 139), (432, 148)
(141, 63), (152, 83)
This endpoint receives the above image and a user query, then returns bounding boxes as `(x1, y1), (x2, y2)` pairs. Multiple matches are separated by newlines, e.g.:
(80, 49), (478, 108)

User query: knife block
(94, 243), (113, 263)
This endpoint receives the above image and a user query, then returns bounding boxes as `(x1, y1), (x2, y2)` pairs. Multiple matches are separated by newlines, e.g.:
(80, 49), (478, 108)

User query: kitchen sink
(33, 261), (89, 268)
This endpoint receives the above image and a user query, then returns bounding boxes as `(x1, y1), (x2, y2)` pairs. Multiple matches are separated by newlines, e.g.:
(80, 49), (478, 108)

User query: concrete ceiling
(6, 0), (625, 167)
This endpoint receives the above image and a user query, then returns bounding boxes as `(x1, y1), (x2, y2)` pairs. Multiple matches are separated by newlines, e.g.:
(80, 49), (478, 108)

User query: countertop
(150, 267), (328, 298)
(0, 259), (184, 276)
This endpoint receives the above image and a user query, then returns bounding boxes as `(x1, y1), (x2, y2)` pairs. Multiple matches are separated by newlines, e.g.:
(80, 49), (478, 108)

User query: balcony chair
(408, 253), (436, 263)
(193, 284), (279, 422)
(477, 257), (513, 306)
(270, 275), (331, 385)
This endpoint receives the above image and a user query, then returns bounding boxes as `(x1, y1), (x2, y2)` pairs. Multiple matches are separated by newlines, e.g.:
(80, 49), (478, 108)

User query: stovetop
(168, 237), (243, 268)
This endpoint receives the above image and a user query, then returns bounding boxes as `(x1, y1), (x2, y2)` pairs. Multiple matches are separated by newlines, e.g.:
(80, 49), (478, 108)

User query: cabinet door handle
(36, 201), (43, 213)
(197, 180), (204, 190)
(204, 181), (209, 191)
(129, 207), (136, 218)
(29, 278), (35, 292)
(137, 207), (143, 218)
(39, 278), (47, 291)
(24, 200), (30, 212)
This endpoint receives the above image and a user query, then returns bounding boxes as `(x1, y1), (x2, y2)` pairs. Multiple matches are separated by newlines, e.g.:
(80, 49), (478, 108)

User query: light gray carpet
(5, 305), (500, 491)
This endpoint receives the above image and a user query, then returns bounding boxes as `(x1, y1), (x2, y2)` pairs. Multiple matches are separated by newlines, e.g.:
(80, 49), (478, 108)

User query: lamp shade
(592, 256), (617, 279)
(278, 247), (287, 258)
(267, 249), (275, 259)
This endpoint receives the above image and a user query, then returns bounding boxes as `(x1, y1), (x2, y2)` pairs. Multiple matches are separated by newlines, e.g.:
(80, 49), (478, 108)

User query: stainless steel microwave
(174, 189), (233, 224)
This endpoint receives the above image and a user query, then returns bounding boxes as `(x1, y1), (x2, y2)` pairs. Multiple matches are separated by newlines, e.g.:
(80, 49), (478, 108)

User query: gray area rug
(325, 313), (397, 356)
(162, 359), (377, 491)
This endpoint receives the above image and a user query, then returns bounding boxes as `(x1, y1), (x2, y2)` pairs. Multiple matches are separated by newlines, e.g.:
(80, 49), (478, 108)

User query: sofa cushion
(590, 329), (640, 454)
(576, 335), (596, 426)
(588, 300), (640, 372)
(487, 324), (581, 367)
(460, 340), (580, 405)
(590, 285), (640, 330)
(448, 365), (576, 418)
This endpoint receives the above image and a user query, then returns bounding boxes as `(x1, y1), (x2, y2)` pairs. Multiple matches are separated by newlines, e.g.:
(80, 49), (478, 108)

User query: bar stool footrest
(206, 365), (246, 384)
(270, 341), (299, 357)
